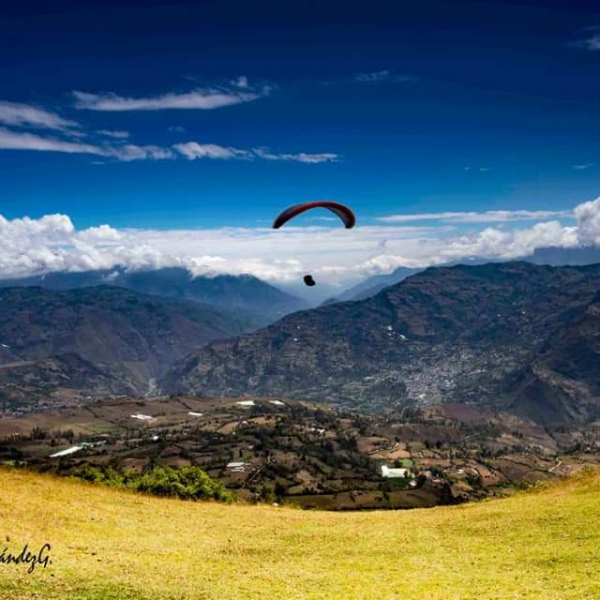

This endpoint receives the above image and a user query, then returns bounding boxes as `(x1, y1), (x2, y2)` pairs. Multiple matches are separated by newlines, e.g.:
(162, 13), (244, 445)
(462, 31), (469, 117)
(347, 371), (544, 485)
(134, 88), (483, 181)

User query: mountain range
(164, 262), (600, 426)
(0, 268), (305, 328)
(323, 266), (422, 304)
(0, 286), (249, 411)
(325, 246), (600, 305)
(2, 261), (600, 427)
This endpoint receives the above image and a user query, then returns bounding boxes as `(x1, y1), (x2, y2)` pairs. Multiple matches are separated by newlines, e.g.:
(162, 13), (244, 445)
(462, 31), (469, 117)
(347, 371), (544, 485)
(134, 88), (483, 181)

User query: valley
(5, 5), (600, 597)
(1, 262), (600, 511)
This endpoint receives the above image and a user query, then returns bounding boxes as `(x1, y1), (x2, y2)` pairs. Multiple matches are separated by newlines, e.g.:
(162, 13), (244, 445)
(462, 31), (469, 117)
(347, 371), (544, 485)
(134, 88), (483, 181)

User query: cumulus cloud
(378, 209), (573, 224)
(77, 224), (123, 242)
(0, 101), (79, 132)
(574, 197), (600, 244)
(72, 84), (269, 111)
(2, 198), (600, 285)
(0, 217), (436, 283)
(437, 221), (578, 262)
(356, 254), (417, 275)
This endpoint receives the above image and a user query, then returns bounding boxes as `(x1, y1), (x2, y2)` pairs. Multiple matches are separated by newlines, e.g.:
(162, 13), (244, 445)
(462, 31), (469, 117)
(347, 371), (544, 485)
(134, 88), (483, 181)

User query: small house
(380, 465), (410, 479)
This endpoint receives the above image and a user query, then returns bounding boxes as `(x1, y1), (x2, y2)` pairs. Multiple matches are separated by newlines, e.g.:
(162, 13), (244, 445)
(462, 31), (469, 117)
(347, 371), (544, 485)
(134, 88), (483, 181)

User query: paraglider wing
(272, 201), (356, 229)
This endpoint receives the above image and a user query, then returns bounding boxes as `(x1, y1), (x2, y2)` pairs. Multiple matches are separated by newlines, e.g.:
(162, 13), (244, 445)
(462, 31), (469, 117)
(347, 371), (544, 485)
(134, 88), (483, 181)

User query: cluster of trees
(29, 427), (102, 449)
(71, 464), (233, 502)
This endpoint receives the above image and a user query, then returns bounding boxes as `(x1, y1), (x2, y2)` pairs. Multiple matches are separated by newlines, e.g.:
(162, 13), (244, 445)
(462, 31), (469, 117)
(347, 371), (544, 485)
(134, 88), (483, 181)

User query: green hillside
(0, 468), (599, 599)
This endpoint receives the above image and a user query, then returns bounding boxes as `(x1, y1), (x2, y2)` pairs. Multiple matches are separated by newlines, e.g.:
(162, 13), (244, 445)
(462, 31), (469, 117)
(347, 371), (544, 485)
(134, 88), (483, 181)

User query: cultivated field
(0, 468), (599, 599)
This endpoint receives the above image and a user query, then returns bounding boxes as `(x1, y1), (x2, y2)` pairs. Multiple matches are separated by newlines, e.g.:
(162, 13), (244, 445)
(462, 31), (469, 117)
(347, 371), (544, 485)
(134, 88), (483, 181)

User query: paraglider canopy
(272, 201), (356, 229)
(303, 275), (316, 287)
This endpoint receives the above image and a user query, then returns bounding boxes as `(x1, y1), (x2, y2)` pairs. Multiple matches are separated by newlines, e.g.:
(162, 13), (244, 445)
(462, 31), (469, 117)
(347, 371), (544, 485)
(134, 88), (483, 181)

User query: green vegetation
(0, 467), (599, 599)
(71, 464), (233, 502)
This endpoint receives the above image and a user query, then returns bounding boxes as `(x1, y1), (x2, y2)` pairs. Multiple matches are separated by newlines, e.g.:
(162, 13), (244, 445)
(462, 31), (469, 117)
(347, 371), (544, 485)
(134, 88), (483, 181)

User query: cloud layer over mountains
(2, 197), (600, 285)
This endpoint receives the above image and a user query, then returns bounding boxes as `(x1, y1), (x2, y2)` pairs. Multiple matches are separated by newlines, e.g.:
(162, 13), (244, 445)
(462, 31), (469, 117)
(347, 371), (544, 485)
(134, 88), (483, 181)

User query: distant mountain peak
(0, 267), (307, 328)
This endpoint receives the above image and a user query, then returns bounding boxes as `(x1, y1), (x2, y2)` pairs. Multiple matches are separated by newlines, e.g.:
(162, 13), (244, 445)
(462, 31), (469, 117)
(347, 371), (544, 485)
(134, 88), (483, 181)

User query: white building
(235, 400), (255, 407)
(381, 465), (410, 479)
(226, 461), (249, 473)
(49, 446), (83, 458)
(131, 413), (154, 421)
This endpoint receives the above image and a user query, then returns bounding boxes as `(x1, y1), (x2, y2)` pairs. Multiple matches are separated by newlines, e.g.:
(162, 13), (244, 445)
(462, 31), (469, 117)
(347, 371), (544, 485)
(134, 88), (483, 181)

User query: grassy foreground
(0, 469), (599, 599)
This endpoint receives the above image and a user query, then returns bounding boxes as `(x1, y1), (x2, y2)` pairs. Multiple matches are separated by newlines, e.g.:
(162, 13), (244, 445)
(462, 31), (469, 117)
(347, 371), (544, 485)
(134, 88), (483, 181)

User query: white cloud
(378, 210), (573, 224)
(356, 254), (416, 275)
(353, 71), (419, 84)
(2, 198), (600, 285)
(0, 127), (105, 156)
(173, 142), (250, 160)
(586, 35), (600, 50)
(72, 84), (269, 111)
(0, 127), (175, 161)
(0, 218), (437, 283)
(232, 76), (249, 89)
(574, 197), (600, 245)
(574, 162), (594, 171)
(305, 216), (338, 223)
(0, 128), (333, 165)
(437, 221), (578, 262)
(77, 224), (123, 242)
(574, 31), (600, 51)
(97, 129), (130, 139)
(252, 148), (338, 164)
(0, 91), (332, 166)
(173, 143), (339, 164)
(0, 101), (79, 132)
(110, 144), (175, 162)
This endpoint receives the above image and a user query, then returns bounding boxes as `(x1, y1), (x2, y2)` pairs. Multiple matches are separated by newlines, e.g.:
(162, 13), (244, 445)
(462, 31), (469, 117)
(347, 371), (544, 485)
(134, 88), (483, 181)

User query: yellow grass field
(0, 468), (599, 599)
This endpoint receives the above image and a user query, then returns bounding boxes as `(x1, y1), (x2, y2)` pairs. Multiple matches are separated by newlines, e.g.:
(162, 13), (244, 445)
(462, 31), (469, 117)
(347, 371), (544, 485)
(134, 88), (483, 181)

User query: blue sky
(2, 0), (600, 290)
